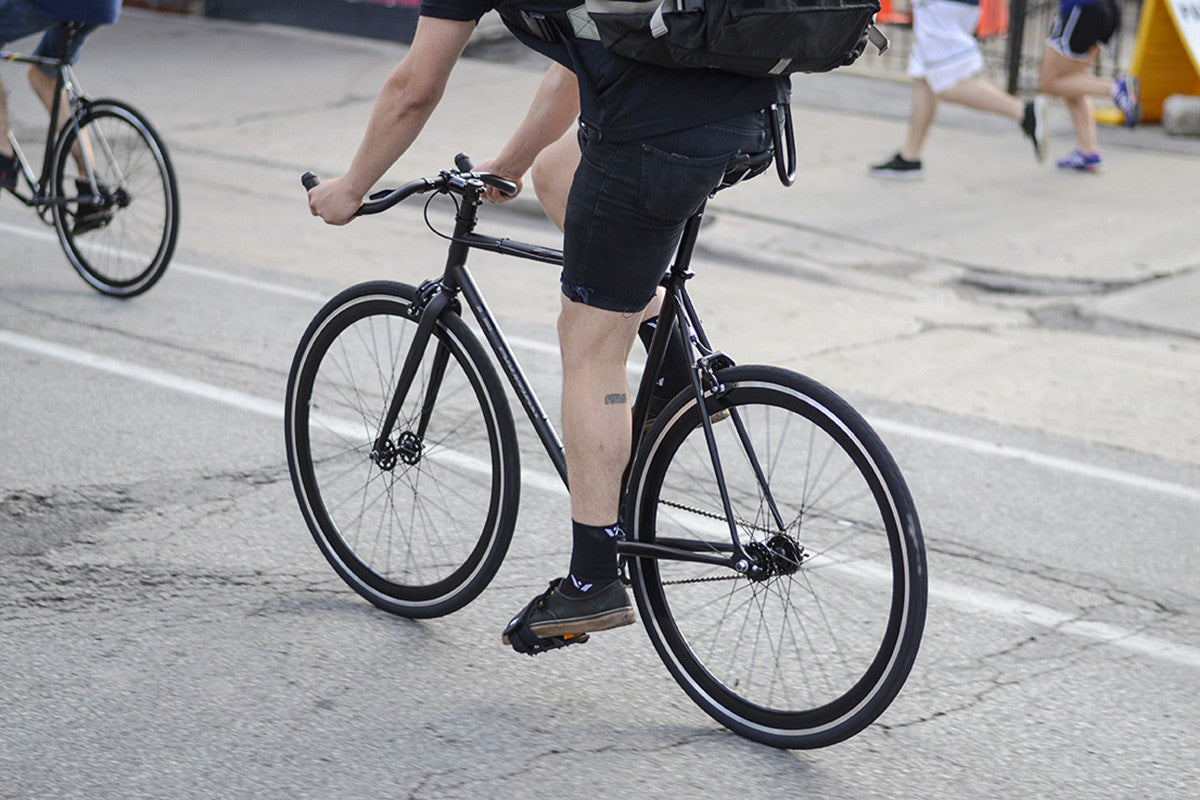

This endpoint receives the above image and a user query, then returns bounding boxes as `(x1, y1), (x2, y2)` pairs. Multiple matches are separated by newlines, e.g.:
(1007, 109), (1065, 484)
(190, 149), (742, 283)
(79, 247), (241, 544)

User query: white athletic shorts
(907, 0), (985, 93)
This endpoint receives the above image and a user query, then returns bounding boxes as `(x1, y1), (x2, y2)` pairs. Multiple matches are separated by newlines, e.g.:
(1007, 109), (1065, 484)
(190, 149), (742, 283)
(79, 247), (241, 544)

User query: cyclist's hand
(474, 157), (523, 204)
(308, 176), (363, 225)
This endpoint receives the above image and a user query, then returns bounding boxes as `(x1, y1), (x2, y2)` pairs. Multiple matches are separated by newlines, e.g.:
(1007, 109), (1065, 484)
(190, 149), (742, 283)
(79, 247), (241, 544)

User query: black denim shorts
(561, 109), (774, 313)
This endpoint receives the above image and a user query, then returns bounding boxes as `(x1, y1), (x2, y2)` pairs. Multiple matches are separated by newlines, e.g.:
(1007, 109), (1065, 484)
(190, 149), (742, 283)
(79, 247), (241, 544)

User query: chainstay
(649, 499), (807, 585)
(657, 497), (781, 538)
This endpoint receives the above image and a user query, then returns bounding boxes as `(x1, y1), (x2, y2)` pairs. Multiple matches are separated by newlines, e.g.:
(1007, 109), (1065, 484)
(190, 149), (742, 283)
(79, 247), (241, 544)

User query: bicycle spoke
(629, 366), (925, 747)
(286, 284), (518, 618)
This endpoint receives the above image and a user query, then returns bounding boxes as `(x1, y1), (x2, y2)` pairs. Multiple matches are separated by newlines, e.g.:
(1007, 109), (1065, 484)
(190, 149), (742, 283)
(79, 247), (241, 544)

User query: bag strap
(770, 103), (796, 187)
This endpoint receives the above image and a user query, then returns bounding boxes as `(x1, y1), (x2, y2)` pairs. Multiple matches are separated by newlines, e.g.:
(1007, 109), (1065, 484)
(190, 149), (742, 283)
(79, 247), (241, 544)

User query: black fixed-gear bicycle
(287, 153), (926, 749)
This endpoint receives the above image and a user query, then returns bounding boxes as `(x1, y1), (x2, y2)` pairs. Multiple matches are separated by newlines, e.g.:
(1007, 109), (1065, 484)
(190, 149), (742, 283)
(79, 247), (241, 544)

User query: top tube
(0, 51), (63, 67)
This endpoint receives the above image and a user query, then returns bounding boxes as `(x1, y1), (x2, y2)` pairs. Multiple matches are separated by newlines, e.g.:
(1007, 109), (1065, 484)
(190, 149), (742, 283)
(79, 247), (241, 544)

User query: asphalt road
(3, 200), (1199, 798)
(3, 10), (1199, 799)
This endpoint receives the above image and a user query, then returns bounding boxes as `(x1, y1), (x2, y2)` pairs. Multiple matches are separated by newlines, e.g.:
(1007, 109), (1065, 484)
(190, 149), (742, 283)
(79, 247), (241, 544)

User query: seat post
(669, 208), (705, 278)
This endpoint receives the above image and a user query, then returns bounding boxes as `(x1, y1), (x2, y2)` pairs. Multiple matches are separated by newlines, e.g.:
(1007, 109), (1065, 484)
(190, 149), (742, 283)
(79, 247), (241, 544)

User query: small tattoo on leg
(604, 393), (627, 405)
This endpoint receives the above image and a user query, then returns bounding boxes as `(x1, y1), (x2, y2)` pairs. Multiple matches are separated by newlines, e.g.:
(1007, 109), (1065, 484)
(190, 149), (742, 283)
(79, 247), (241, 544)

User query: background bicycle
(1, 23), (178, 298)
(287, 158), (928, 749)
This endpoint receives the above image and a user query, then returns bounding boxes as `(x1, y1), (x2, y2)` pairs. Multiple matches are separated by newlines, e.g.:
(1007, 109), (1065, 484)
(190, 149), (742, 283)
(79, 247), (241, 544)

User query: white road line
(6, 218), (1197, 500)
(3, 328), (1200, 671)
(0, 328), (282, 421)
(158, 260), (1200, 504)
(0, 219), (58, 244)
(870, 418), (1200, 504)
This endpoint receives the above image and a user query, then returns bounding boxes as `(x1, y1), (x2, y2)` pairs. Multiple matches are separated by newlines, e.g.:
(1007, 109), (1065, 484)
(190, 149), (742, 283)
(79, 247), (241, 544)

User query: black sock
(563, 521), (621, 596)
(638, 317), (691, 398)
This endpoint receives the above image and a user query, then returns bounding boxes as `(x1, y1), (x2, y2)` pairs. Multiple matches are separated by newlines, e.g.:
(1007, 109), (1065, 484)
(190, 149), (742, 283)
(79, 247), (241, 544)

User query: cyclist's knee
(531, 132), (578, 231)
(557, 296), (643, 368)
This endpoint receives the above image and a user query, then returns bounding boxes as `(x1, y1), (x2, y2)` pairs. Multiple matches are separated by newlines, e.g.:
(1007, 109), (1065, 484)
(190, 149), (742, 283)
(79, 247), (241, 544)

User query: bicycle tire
(285, 281), (520, 618)
(51, 99), (179, 298)
(625, 365), (926, 748)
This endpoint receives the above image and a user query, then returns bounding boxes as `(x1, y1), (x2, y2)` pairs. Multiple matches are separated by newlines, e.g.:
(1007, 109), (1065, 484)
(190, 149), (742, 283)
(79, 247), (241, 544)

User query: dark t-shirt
(419, 0), (787, 141)
(29, 1), (121, 24)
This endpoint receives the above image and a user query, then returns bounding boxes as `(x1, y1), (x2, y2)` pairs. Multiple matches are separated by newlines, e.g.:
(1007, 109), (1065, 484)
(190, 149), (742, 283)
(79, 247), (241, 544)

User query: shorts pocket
(638, 145), (734, 224)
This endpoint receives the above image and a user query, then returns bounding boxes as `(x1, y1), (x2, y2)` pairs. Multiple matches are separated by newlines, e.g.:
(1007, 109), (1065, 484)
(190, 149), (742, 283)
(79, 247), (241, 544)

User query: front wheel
(625, 365), (926, 748)
(51, 99), (179, 298)
(285, 281), (520, 618)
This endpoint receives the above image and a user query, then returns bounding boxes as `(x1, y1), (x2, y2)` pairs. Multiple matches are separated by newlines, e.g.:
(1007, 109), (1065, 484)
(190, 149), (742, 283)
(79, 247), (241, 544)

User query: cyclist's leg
(529, 127), (577, 231)
(503, 111), (775, 649)
(558, 295), (645, 527)
(0, 2), (59, 163)
(31, 23), (99, 172)
(529, 126), (677, 338)
(559, 112), (774, 514)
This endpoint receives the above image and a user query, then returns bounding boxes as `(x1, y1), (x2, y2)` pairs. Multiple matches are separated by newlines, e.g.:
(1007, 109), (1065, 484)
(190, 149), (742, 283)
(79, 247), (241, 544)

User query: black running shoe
(868, 152), (923, 180)
(501, 578), (634, 645)
(0, 152), (19, 191)
(73, 178), (115, 235)
(1021, 97), (1047, 163)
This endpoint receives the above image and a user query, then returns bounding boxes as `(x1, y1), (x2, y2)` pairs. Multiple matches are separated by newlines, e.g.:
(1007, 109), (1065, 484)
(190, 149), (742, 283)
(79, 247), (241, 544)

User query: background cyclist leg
(0, 72), (15, 189)
(27, 62), (94, 173)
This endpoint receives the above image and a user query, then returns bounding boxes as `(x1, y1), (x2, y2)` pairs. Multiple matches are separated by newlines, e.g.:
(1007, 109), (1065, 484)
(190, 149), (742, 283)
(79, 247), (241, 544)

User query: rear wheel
(51, 99), (179, 298)
(626, 365), (926, 748)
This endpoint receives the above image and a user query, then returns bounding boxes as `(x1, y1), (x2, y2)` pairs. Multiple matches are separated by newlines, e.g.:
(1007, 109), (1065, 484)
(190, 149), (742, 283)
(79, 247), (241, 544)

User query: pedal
(504, 624), (590, 656)
(501, 578), (591, 656)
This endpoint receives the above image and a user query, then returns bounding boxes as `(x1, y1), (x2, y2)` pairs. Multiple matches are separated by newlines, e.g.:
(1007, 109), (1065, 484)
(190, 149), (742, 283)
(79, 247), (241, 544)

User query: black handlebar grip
(301, 172), (319, 191)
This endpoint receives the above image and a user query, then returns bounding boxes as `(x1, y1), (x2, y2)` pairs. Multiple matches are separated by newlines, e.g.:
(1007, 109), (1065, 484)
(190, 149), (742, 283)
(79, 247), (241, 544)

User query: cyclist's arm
(309, 15), (475, 225)
(476, 61), (580, 202)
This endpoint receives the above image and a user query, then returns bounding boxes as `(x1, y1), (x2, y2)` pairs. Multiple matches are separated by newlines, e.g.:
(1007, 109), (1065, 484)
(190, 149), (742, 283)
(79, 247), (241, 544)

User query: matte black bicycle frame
(373, 171), (787, 574)
(1, 23), (99, 212)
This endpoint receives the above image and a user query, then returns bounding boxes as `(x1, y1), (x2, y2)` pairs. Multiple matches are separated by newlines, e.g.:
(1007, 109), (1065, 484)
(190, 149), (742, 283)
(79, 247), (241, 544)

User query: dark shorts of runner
(561, 108), (775, 314)
(1048, 0), (1120, 60)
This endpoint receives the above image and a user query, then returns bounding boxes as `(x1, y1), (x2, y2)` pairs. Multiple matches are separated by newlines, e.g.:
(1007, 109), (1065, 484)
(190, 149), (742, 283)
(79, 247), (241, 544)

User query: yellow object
(1121, 0), (1200, 123)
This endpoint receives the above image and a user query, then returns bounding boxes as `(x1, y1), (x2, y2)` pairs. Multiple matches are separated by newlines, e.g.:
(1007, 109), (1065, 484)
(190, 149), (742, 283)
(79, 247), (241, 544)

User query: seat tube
(39, 27), (77, 193)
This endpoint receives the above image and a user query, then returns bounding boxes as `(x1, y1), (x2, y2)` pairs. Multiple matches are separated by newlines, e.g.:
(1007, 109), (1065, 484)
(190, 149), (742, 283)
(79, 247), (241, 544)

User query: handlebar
(302, 153), (519, 217)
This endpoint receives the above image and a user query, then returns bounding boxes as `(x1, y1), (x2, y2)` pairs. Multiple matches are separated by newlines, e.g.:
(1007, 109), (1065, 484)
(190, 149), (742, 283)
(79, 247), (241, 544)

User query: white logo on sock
(570, 575), (593, 593)
(604, 525), (622, 539)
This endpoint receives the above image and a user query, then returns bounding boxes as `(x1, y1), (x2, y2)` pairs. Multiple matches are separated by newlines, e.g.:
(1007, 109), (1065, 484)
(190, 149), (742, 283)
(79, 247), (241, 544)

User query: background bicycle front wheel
(626, 365), (926, 749)
(51, 99), (179, 298)
(285, 281), (520, 618)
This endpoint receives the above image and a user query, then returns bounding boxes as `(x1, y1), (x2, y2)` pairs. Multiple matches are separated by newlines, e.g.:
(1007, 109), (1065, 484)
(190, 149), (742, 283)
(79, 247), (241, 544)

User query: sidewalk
(5, 10), (1198, 464)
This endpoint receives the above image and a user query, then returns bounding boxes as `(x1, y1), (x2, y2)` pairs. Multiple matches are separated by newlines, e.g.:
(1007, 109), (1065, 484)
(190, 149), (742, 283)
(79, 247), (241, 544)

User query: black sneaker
(0, 152), (19, 191)
(868, 152), (923, 180)
(501, 578), (634, 644)
(73, 178), (115, 235)
(1021, 97), (1047, 163)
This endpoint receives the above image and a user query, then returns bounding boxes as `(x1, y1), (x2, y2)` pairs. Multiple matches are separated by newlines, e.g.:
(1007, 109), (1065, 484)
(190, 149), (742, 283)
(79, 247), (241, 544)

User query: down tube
(454, 263), (569, 487)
